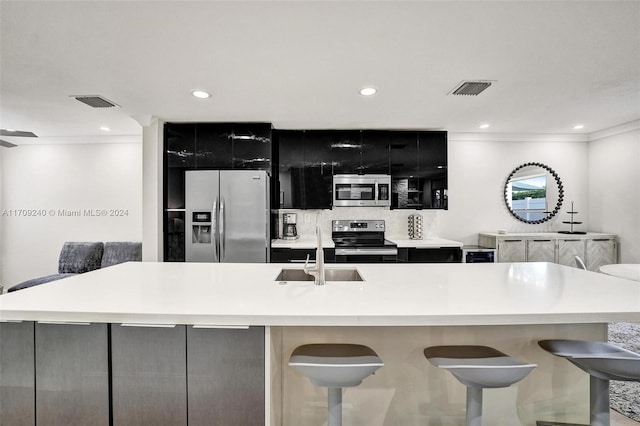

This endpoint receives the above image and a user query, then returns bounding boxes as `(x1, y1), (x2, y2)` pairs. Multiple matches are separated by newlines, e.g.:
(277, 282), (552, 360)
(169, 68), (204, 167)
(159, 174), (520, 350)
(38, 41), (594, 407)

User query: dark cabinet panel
(277, 130), (305, 209)
(391, 131), (448, 210)
(195, 123), (233, 169)
(111, 325), (187, 426)
(35, 323), (109, 426)
(165, 124), (196, 168)
(231, 123), (271, 170)
(303, 131), (337, 209)
(361, 131), (391, 174)
(187, 326), (265, 426)
(397, 247), (461, 263)
(0, 321), (35, 426)
(271, 248), (336, 263)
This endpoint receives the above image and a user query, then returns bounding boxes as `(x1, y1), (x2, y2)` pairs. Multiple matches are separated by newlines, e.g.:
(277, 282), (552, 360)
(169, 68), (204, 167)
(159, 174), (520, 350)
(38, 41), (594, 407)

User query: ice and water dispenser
(191, 212), (212, 244)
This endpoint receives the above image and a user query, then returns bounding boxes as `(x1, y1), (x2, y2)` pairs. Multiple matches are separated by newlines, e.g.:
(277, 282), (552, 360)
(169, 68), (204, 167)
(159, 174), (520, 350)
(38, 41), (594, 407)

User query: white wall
(439, 134), (589, 245)
(588, 127), (640, 263)
(0, 141), (142, 287)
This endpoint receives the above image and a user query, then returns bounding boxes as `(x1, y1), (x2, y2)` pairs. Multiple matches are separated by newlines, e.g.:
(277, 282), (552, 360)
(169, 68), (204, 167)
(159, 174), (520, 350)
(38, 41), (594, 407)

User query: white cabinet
(526, 239), (556, 262)
(586, 239), (617, 271)
(479, 233), (617, 271)
(557, 239), (586, 267)
(497, 239), (526, 262)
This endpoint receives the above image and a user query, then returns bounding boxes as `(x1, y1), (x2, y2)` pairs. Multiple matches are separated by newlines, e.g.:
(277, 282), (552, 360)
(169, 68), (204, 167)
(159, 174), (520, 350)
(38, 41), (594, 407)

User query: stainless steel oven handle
(335, 248), (398, 256)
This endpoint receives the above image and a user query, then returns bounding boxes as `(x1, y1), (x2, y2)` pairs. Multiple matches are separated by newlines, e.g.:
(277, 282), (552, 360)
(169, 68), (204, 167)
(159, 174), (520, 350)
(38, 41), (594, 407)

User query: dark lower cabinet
(187, 326), (265, 425)
(35, 322), (109, 426)
(111, 324), (187, 426)
(397, 247), (462, 263)
(0, 322), (266, 425)
(0, 321), (35, 426)
(271, 248), (336, 263)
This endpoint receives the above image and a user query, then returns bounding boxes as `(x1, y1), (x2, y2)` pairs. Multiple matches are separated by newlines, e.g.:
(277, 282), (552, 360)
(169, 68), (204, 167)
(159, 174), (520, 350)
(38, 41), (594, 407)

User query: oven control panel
(332, 220), (385, 232)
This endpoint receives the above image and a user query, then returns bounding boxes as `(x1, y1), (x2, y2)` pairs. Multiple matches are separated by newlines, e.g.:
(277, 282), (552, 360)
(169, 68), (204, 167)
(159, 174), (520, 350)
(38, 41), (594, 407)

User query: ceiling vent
(449, 80), (493, 96)
(72, 95), (119, 108)
(0, 129), (37, 148)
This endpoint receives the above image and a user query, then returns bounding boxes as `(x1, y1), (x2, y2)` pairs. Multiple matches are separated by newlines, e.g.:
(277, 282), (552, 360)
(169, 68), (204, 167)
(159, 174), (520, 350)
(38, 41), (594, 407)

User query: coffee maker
(282, 213), (298, 240)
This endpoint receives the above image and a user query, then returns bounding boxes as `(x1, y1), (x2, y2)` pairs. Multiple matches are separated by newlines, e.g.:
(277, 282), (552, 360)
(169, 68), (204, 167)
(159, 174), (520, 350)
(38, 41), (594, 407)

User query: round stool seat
(539, 339), (640, 426)
(424, 345), (537, 388)
(538, 339), (640, 381)
(289, 343), (383, 388)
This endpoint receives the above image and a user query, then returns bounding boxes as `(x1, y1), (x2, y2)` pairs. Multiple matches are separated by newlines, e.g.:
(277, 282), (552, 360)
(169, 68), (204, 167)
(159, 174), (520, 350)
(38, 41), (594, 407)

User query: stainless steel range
(332, 220), (398, 263)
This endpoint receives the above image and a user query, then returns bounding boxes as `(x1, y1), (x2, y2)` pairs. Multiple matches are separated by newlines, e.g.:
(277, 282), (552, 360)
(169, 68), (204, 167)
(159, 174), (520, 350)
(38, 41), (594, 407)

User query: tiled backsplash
(276, 208), (441, 240)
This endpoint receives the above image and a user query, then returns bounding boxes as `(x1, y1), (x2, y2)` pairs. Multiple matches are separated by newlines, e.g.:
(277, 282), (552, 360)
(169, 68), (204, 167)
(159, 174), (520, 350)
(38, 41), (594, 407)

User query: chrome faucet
(304, 221), (325, 286)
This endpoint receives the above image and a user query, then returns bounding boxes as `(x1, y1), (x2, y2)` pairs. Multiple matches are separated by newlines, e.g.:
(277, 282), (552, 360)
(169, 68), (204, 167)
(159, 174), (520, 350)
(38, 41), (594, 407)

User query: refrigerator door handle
(212, 198), (219, 261)
(220, 196), (225, 261)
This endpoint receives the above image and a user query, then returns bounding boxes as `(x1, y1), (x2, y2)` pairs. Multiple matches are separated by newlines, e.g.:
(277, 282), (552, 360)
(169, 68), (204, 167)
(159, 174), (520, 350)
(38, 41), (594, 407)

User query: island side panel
(277, 324), (606, 426)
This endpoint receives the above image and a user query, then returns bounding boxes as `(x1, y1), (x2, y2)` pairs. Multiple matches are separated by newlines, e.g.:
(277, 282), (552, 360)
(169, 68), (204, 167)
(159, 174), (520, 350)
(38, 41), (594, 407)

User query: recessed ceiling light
(360, 87), (377, 96)
(479, 123), (490, 129)
(191, 90), (211, 99)
(573, 124), (584, 130)
(100, 126), (110, 131)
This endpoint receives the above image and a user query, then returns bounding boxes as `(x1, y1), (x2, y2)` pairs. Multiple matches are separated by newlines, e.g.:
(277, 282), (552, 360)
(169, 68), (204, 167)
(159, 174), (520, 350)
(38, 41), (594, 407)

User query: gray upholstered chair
(8, 242), (104, 292)
(101, 242), (142, 268)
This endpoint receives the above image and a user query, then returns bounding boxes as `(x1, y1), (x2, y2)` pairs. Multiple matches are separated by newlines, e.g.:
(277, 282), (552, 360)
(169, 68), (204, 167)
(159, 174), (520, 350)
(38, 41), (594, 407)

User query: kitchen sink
(275, 268), (364, 282)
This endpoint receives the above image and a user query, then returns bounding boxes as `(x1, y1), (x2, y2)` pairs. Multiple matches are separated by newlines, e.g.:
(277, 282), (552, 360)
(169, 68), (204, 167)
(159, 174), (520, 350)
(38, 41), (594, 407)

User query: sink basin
(275, 268), (364, 282)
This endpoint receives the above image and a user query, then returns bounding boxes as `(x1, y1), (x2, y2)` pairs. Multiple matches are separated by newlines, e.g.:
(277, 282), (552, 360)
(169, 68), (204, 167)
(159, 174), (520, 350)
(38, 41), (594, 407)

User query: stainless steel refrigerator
(185, 170), (270, 263)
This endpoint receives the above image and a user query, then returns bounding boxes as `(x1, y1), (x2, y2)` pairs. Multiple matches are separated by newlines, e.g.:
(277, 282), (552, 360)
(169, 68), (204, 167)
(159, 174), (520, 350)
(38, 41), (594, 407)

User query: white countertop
(1, 262), (639, 326)
(599, 264), (640, 282)
(271, 237), (462, 249)
(479, 232), (617, 239)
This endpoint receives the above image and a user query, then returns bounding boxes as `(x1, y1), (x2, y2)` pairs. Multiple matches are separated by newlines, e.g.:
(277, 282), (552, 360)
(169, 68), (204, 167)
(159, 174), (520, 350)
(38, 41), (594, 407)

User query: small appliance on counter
(282, 213), (299, 240)
(407, 214), (423, 239)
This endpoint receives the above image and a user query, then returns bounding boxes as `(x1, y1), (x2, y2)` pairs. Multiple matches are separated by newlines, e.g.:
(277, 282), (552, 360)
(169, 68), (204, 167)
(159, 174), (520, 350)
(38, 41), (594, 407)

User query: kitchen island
(1, 261), (639, 425)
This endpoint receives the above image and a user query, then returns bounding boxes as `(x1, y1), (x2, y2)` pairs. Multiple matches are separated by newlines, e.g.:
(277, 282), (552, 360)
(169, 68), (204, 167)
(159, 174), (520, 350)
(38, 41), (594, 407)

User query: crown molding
(4, 134), (142, 146)
(448, 132), (589, 143)
(588, 119), (640, 142)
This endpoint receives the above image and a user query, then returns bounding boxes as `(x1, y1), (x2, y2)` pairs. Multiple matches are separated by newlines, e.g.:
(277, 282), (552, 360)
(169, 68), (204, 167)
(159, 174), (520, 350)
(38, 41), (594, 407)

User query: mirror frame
(504, 162), (564, 224)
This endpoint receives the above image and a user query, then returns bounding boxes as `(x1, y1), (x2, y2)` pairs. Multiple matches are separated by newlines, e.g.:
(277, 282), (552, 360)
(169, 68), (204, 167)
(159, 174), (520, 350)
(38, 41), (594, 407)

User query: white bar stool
(424, 345), (536, 426)
(538, 339), (640, 426)
(289, 343), (383, 426)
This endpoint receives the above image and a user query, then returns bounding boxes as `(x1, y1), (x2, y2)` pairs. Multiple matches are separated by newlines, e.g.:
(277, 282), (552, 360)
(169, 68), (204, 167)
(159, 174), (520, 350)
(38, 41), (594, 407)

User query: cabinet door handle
(120, 323), (176, 328)
(532, 240), (552, 242)
(290, 259), (308, 263)
(38, 321), (91, 326)
(591, 239), (612, 242)
(504, 239), (522, 242)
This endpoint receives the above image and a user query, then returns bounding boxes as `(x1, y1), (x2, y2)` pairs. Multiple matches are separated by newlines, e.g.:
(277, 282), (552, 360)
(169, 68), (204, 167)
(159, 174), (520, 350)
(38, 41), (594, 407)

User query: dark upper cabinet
(230, 123), (272, 170)
(360, 131), (391, 175)
(307, 130), (361, 175)
(195, 123), (233, 169)
(389, 131), (448, 210)
(166, 124), (196, 168)
(303, 131), (334, 209)
(277, 130), (305, 209)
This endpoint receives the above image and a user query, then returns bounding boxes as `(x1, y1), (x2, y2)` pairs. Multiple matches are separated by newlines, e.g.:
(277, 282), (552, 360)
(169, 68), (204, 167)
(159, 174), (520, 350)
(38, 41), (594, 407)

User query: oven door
(334, 247), (398, 263)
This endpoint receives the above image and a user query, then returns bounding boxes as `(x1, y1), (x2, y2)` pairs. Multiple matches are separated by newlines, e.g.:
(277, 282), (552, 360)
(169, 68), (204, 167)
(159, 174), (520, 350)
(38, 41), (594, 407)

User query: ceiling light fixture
(191, 90), (211, 99)
(479, 123), (490, 129)
(573, 124), (584, 130)
(100, 126), (110, 131)
(360, 87), (377, 96)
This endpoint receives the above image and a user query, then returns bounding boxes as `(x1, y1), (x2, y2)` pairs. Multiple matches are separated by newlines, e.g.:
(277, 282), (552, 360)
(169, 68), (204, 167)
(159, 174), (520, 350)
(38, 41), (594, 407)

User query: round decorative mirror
(504, 162), (564, 224)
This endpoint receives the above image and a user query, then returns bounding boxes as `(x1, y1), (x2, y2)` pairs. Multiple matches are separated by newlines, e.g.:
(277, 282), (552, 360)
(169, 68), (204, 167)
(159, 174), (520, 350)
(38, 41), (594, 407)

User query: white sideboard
(478, 232), (617, 271)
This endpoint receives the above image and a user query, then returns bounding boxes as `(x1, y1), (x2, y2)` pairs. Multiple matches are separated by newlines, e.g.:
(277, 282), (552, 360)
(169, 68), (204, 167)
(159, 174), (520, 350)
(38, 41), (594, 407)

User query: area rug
(608, 322), (640, 422)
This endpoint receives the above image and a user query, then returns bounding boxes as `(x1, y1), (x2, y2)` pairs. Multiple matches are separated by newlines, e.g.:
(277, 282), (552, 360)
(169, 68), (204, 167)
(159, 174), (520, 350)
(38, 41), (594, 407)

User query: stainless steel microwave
(333, 174), (391, 207)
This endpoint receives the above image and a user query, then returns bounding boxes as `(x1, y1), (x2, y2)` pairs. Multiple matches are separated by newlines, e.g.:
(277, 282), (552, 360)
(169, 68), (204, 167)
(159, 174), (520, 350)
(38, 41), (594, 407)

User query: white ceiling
(1, 1), (639, 144)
